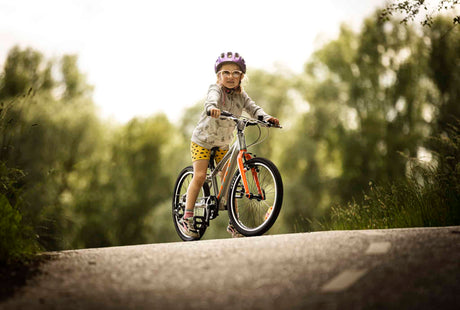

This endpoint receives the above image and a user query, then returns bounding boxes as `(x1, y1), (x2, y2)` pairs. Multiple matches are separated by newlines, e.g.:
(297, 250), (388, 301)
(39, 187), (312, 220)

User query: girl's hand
(209, 108), (221, 118)
(268, 117), (279, 126)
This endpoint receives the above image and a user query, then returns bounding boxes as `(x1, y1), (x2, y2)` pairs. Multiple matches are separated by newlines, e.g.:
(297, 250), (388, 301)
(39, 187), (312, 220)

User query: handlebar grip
(206, 110), (233, 117)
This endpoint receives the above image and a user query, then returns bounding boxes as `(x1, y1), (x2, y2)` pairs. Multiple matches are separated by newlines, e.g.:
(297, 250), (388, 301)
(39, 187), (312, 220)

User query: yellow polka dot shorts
(191, 142), (228, 163)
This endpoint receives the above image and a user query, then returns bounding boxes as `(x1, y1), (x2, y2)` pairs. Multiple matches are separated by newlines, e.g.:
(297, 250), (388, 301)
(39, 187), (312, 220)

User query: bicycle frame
(204, 116), (264, 211)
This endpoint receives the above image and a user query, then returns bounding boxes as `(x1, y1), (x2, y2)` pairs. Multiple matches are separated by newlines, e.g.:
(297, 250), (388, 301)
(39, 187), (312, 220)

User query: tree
(0, 46), (53, 99)
(380, 0), (459, 27)
(426, 17), (460, 135)
(0, 46), (184, 249)
(0, 46), (101, 250)
(61, 55), (93, 100)
(280, 13), (445, 231)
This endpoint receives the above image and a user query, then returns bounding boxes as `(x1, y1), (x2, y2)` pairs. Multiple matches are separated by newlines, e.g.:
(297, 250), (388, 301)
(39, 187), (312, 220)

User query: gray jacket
(191, 84), (272, 149)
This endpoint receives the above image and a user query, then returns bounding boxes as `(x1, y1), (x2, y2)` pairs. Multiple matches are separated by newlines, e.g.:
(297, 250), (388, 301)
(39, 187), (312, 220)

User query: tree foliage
(279, 14), (459, 231)
(0, 46), (184, 251)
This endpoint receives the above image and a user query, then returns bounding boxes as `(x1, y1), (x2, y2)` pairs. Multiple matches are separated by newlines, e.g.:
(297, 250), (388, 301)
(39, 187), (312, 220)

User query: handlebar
(206, 110), (282, 128)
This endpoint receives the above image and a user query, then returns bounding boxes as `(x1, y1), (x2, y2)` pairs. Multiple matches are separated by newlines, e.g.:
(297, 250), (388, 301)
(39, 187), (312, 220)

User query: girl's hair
(216, 72), (248, 94)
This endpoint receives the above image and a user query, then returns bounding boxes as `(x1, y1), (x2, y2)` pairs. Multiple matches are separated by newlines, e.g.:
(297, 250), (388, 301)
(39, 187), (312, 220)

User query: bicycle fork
(235, 124), (264, 200)
(237, 150), (264, 200)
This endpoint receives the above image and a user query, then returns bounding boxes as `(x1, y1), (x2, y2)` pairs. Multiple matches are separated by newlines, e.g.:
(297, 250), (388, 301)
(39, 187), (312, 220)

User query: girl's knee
(193, 171), (207, 185)
(192, 159), (209, 186)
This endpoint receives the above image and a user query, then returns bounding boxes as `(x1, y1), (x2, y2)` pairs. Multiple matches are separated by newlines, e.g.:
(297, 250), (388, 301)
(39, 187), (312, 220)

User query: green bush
(0, 193), (39, 264)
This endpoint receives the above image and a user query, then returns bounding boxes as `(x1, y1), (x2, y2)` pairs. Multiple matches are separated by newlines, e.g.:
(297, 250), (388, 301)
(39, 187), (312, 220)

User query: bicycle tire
(172, 166), (209, 241)
(228, 157), (283, 236)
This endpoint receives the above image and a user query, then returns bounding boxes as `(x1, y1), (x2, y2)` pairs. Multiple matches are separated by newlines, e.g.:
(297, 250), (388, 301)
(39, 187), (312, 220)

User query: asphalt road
(1, 226), (459, 310)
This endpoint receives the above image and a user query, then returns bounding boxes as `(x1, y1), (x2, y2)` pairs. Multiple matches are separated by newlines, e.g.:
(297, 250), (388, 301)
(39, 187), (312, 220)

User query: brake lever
(257, 115), (282, 128)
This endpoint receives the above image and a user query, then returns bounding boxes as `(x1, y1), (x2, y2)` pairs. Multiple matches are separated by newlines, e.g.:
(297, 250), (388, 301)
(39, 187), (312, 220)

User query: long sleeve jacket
(191, 84), (272, 149)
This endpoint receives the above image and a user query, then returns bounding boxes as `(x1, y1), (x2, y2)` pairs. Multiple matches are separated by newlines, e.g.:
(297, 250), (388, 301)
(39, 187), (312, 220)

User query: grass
(0, 161), (40, 265)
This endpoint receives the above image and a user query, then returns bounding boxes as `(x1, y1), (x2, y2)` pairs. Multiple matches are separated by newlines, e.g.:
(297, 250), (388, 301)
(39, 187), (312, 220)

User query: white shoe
(180, 217), (199, 238)
(227, 224), (244, 238)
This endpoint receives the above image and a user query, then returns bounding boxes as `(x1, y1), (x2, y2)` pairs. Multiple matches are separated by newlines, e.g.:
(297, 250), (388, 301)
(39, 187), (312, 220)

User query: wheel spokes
(232, 163), (277, 230)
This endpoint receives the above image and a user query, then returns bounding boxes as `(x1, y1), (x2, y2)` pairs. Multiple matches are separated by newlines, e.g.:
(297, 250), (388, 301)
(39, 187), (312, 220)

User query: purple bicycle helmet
(214, 52), (246, 73)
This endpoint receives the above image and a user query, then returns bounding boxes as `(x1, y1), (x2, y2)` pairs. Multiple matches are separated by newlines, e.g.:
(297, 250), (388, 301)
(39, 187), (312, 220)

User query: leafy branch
(380, 0), (459, 27)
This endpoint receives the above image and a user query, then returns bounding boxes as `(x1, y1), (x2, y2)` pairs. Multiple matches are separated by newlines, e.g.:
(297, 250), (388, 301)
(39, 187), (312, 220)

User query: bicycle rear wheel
(172, 166), (209, 241)
(228, 157), (283, 236)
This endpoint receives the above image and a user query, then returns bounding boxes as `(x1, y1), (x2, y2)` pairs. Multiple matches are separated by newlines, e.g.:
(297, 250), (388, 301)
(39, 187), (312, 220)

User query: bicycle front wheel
(228, 157), (283, 236)
(172, 166), (209, 241)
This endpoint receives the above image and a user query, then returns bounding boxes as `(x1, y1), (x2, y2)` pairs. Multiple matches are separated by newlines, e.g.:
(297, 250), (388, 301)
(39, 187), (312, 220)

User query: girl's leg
(184, 159), (209, 219)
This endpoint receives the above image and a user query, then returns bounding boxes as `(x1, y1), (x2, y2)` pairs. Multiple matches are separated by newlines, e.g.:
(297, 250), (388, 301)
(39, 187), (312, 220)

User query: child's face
(218, 63), (243, 89)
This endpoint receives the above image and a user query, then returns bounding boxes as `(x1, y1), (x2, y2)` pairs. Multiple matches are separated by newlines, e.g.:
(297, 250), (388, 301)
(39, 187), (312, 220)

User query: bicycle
(172, 110), (283, 241)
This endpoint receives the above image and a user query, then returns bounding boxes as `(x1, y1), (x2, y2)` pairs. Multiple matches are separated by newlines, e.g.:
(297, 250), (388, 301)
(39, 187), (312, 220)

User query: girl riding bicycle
(181, 52), (279, 238)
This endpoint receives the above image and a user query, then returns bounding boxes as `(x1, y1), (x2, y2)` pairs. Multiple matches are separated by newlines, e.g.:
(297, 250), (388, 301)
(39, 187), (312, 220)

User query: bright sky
(0, 0), (386, 123)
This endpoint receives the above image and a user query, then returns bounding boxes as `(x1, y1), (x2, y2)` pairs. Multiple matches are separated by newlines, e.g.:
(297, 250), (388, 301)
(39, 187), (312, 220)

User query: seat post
(209, 147), (219, 170)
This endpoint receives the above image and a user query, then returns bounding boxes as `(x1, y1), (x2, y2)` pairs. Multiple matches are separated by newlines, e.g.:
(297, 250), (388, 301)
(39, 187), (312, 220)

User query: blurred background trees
(0, 11), (458, 259)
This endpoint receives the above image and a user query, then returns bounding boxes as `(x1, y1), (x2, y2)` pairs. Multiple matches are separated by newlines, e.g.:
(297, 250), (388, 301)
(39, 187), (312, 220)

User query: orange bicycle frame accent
(237, 150), (264, 199)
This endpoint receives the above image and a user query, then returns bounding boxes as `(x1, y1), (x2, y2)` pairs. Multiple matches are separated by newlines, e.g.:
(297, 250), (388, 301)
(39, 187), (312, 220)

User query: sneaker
(180, 217), (199, 238)
(227, 224), (244, 238)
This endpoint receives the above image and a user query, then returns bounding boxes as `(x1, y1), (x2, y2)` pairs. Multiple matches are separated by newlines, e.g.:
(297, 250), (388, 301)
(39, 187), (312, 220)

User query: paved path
(1, 226), (459, 309)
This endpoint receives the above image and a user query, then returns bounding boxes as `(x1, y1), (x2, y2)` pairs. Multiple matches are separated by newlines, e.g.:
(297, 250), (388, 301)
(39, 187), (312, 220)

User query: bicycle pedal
(193, 216), (206, 230)
(193, 215), (206, 222)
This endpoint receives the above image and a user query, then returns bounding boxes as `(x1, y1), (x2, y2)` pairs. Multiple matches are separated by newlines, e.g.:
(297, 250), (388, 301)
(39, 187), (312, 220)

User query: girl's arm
(204, 85), (221, 115)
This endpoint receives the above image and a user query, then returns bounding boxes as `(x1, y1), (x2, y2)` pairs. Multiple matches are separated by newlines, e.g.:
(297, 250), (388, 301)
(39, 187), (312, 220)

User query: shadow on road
(0, 256), (50, 302)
